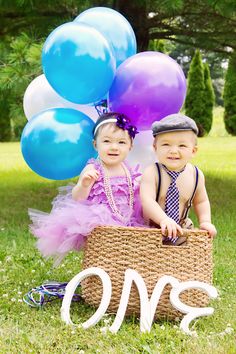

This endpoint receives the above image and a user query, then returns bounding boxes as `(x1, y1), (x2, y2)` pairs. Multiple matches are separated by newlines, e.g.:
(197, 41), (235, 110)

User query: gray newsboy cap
(152, 113), (199, 137)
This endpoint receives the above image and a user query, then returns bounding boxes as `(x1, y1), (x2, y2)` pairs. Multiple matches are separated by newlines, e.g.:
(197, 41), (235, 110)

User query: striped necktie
(162, 164), (185, 224)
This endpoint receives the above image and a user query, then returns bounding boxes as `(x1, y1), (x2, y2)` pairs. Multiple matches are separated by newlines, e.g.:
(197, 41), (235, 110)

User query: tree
(0, 38), (12, 141)
(223, 52), (236, 135)
(0, 1), (88, 38)
(167, 41), (227, 105)
(1, 1), (236, 55)
(185, 50), (205, 136)
(0, 91), (11, 141)
(1, 1), (235, 140)
(0, 33), (42, 140)
(202, 63), (215, 134)
(0, 0), (81, 141)
(113, 0), (236, 55)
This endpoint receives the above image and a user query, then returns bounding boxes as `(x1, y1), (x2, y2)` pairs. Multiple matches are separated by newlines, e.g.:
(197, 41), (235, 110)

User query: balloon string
(94, 99), (108, 116)
(23, 281), (82, 307)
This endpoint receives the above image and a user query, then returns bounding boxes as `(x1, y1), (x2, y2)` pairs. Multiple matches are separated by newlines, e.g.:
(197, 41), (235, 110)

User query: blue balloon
(21, 108), (97, 180)
(75, 7), (137, 67)
(42, 22), (116, 104)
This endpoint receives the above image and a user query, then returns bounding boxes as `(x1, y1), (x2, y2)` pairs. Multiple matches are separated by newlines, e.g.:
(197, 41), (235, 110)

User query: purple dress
(29, 159), (145, 264)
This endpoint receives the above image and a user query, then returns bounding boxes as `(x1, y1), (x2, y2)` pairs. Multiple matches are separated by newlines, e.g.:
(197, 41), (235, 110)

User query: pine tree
(202, 63), (215, 134)
(223, 52), (236, 136)
(185, 50), (205, 136)
(0, 34), (42, 140)
(0, 92), (11, 141)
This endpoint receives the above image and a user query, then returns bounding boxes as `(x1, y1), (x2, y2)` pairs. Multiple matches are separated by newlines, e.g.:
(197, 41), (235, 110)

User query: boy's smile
(153, 130), (197, 171)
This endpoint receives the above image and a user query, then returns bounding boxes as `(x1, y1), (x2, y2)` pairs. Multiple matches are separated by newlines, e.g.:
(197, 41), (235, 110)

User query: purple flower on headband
(116, 114), (130, 130)
(116, 114), (139, 138)
(128, 125), (139, 139)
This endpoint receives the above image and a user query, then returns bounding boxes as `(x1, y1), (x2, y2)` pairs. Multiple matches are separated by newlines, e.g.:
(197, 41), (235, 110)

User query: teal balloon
(42, 22), (116, 104)
(75, 7), (137, 67)
(21, 108), (97, 180)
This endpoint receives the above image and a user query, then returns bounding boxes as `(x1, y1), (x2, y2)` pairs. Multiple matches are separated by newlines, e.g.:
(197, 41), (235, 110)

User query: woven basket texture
(82, 226), (213, 319)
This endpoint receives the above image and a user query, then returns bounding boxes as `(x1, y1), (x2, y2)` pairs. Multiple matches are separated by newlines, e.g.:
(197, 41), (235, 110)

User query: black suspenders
(181, 166), (199, 220)
(155, 162), (161, 203)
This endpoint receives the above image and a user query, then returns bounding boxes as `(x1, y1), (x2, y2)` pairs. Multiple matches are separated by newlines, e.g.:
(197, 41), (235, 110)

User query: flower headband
(93, 113), (139, 139)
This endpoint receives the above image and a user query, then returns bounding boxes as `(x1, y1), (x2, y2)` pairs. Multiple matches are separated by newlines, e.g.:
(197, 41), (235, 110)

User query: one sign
(61, 267), (218, 336)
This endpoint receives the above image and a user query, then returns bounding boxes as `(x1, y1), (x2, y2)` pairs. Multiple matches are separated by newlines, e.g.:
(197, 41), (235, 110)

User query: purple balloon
(108, 51), (186, 131)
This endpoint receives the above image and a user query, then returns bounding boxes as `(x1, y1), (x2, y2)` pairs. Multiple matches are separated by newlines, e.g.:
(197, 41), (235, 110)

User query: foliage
(0, 0), (88, 141)
(185, 50), (216, 136)
(148, 39), (166, 53)
(201, 63), (215, 134)
(0, 37), (11, 141)
(0, 1), (235, 140)
(201, 52), (227, 106)
(169, 42), (227, 105)
(2, 1), (236, 54)
(0, 91), (11, 141)
(0, 110), (236, 352)
(0, 33), (42, 140)
(0, 0), (88, 38)
(146, 0), (236, 55)
(113, 0), (236, 54)
(223, 52), (236, 135)
(185, 50), (206, 136)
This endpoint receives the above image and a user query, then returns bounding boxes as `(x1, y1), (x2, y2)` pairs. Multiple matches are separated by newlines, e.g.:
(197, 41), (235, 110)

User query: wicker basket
(81, 226), (213, 319)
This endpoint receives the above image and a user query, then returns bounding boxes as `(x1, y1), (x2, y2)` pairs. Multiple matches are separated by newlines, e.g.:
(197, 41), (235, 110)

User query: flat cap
(152, 113), (199, 137)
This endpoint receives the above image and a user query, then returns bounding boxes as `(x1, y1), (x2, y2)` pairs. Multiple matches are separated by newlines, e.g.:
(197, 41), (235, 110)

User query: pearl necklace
(100, 161), (134, 223)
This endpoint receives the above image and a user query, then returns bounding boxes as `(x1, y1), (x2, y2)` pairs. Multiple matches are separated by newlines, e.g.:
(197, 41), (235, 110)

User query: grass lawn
(0, 107), (236, 353)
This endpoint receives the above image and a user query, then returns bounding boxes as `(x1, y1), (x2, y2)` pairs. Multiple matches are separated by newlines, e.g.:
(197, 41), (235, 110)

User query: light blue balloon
(42, 22), (116, 104)
(75, 7), (137, 67)
(21, 108), (97, 180)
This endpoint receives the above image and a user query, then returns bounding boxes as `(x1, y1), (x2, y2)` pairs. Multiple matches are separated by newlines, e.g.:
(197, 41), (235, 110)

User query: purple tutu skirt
(29, 159), (146, 265)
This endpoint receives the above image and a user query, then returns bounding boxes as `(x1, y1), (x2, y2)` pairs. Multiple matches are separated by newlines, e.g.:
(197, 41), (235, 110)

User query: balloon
(42, 22), (116, 104)
(108, 51), (186, 131)
(23, 74), (100, 122)
(21, 108), (97, 180)
(127, 130), (156, 171)
(75, 7), (136, 67)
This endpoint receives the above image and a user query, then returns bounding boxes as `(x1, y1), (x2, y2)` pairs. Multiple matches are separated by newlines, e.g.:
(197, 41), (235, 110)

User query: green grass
(0, 108), (236, 353)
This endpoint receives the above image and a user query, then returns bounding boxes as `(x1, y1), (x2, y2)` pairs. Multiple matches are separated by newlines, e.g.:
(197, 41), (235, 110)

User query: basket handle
(158, 228), (210, 247)
(156, 229), (198, 247)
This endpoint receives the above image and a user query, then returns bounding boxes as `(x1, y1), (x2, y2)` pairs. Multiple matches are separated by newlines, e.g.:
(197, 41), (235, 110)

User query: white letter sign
(61, 267), (112, 329)
(61, 267), (218, 335)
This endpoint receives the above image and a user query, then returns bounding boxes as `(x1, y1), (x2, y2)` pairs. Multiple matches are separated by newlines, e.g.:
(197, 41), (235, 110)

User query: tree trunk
(113, 0), (149, 51)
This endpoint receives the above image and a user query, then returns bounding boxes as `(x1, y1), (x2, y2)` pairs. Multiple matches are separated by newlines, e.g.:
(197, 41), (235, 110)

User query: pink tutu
(29, 159), (146, 264)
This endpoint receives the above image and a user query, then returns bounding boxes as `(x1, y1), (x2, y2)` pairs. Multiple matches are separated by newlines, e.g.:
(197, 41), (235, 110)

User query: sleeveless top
(155, 162), (199, 224)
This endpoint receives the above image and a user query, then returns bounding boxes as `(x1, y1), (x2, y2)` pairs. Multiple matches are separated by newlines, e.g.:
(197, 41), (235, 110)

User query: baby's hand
(81, 168), (99, 188)
(160, 217), (183, 239)
(200, 222), (217, 238)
